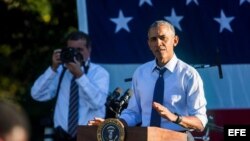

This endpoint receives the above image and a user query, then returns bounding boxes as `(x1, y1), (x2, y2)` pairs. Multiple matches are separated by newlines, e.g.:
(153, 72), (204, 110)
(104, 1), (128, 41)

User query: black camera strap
(55, 66), (67, 101)
(49, 66), (67, 124)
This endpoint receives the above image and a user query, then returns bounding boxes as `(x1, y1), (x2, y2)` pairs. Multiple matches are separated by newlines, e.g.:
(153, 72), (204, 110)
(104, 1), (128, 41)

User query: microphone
(105, 87), (122, 107)
(118, 89), (132, 107)
(216, 48), (223, 79)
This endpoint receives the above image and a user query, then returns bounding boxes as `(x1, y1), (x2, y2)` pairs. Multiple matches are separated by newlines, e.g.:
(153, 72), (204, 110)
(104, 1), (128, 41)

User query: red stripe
(193, 109), (250, 141)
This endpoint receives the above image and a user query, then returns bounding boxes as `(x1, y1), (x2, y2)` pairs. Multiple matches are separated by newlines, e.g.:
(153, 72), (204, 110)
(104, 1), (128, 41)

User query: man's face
(67, 39), (90, 62)
(148, 25), (179, 66)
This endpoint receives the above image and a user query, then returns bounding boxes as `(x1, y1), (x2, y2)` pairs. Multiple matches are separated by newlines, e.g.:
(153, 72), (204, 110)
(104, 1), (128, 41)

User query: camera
(60, 47), (83, 63)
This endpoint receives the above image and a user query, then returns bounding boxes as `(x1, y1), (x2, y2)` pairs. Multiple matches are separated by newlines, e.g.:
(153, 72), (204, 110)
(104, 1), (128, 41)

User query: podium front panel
(77, 126), (187, 141)
(78, 126), (98, 141)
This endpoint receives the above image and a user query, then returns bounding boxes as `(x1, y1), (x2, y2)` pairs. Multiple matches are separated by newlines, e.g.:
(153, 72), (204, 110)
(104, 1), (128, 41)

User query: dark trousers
(54, 127), (76, 141)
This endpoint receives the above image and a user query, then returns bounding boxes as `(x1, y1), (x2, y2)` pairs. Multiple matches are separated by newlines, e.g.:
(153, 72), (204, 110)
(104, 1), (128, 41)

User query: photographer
(31, 31), (110, 141)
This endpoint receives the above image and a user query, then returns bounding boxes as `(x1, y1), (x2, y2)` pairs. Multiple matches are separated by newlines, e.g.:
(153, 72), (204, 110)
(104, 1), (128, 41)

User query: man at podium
(89, 20), (208, 141)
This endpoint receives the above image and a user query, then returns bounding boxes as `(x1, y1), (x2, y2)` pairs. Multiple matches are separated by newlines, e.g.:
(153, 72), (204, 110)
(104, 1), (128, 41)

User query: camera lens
(60, 47), (83, 63)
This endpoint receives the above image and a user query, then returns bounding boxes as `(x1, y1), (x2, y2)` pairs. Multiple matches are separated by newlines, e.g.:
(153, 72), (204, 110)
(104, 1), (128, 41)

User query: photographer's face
(67, 39), (90, 62)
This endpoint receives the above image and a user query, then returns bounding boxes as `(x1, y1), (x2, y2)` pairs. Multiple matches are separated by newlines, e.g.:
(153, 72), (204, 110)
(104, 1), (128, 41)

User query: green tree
(0, 0), (78, 140)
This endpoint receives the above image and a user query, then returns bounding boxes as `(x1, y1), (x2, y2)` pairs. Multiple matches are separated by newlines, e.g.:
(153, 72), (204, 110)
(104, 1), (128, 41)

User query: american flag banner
(86, 0), (250, 65)
(77, 1), (250, 140)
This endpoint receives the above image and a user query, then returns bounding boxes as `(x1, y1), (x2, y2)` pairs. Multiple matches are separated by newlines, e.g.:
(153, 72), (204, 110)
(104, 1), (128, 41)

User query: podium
(77, 126), (187, 141)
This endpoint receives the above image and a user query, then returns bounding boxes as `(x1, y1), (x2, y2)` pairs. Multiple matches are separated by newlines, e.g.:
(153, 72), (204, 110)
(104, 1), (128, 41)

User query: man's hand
(153, 102), (205, 131)
(88, 117), (105, 126)
(152, 102), (177, 122)
(51, 49), (62, 71)
(65, 57), (84, 78)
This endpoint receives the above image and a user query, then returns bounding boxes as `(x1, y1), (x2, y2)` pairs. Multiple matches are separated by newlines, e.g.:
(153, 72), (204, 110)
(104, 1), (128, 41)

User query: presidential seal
(97, 118), (125, 141)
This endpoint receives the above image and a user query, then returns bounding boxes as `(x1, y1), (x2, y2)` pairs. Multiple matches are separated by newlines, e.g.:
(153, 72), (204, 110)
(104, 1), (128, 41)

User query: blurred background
(0, 0), (78, 140)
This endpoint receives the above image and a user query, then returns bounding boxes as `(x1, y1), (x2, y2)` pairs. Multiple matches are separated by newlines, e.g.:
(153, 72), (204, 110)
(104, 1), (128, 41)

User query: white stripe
(100, 64), (140, 91)
(198, 64), (250, 109)
(76, 0), (88, 33)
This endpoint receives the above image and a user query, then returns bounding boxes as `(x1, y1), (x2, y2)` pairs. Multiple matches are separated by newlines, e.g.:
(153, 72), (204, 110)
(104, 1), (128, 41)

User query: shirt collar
(151, 54), (178, 73)
(84, 58), (90, 67)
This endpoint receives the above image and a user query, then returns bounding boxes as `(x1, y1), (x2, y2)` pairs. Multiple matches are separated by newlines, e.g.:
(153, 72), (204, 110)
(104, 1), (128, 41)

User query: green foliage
(0, 0), (78, 100)
(3, 0), (52, 23)
(0, 1), (78, 140)
(25, 0), (52, 23)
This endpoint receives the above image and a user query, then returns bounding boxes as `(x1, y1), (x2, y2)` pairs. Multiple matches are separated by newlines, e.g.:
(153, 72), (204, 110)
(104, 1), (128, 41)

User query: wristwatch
(174, 113), (183, 124)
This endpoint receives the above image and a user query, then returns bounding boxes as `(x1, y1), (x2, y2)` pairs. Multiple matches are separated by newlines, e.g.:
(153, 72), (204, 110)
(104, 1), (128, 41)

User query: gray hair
(148, 20), (176, 36)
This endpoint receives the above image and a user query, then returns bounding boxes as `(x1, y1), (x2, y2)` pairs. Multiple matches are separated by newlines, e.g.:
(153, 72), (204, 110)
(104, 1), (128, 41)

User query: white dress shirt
(31, 62), (109, 132)
(120, 54), (207, 131)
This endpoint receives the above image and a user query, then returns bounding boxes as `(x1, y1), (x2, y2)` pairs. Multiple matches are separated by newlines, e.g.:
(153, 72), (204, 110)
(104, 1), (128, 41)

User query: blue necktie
(150, 67), (167, 127)
(68, 77), (79, 137)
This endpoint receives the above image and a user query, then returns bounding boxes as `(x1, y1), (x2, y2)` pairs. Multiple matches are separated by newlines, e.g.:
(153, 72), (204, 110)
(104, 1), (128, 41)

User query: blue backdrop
(87, 0), (250, 65)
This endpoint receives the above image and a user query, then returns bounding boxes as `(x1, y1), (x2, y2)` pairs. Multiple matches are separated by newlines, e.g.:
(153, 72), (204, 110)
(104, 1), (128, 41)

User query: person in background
(31, 31), (110, 141)
(0, 100), (30, 141)
(88, 20), (207, 141)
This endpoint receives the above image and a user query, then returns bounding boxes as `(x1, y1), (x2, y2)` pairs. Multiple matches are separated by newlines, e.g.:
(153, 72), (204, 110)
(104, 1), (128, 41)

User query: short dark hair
(66, 31), (91, 48)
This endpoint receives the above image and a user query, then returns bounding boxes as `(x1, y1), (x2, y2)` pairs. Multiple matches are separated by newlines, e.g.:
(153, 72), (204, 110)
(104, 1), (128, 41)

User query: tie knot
(71, 77), (76, 82)
(156, 67), (167, 76)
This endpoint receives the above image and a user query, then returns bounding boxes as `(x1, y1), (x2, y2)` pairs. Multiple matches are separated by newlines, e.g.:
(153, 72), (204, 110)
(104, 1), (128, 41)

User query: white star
(214, 10), (235, 33)
(139, 0), (153, 7)
(186, 0), (199, 5)
(110, 10), (133, 33)
(240, 0), (250, 5)
(164, 8), (184, 31)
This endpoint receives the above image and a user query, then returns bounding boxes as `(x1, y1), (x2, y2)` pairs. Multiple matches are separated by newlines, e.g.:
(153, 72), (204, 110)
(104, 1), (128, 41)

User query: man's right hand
(51, 49), (62, 71)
